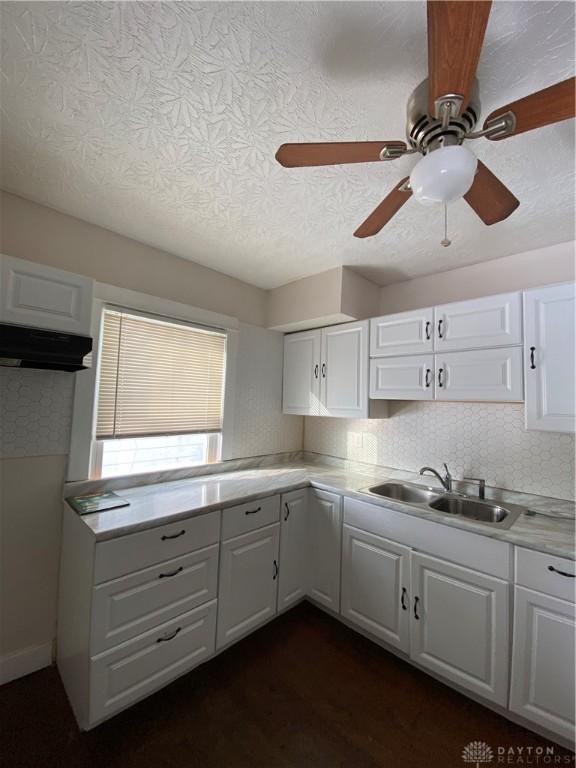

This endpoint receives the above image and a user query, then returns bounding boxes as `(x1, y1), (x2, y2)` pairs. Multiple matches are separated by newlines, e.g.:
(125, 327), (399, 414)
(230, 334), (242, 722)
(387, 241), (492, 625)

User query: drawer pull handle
(548, 565), (575, 578)
(284, 502), (290, 521)
(245, 506), (261, 516)
(321, 363), (327, 379)
(425, 368), (431, 388)
(156, 627), (181, 643)
(437, 318), (444, 339)
(401, 587), (407, 611)
(425, 321), (431, 340)
(438, 368), (444, 388)
(273, 559), (279, 580)
(314, 363), (319, 379)
(413, 596), (420, 620)
(161, 530), (185, 541)
(530, 346), (536, 369)
(159, 566), (183, 579)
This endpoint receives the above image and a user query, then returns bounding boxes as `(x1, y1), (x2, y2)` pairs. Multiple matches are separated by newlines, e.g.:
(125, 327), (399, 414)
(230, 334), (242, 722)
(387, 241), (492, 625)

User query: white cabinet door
(0, 254), (93, 335)
(434, 292), (522, 352)
(341, 525), (411, 652)
(524, 283), (576, 433)
(320, 320), (369, 418)
(370, 308), (434, 357)
(308, 490), (342, 612)
(436, 346), (523, 401)
(282, 329), (321, 415)
(370, 355), (434, 400)
(217, 523), (280, 649)
(278, 489), (308, 612)
(410, 552), (509, 705)
(510, 586), (575, 742)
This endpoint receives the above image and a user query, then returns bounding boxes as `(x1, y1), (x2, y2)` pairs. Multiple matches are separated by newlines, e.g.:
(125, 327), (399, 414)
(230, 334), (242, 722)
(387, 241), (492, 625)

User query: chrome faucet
(419, 463), (453, 493)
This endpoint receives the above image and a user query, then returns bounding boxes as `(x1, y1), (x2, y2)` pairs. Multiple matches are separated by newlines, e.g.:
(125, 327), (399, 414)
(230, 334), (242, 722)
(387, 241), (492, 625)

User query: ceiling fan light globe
(410, 145), (478, 206)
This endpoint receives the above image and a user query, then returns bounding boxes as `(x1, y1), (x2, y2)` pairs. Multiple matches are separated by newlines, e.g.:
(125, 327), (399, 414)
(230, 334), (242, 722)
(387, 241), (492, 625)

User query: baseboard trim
(0, 643), (53, 685)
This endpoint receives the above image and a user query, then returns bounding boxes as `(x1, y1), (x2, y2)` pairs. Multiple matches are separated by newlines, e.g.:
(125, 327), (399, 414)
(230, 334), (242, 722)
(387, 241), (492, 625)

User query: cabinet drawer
(94, 511), (220, 584)
(221, 495), (280, 540)
(89, 600), (217, 725)
(515, 547), (575, 602)
(370, 355), (434, 400)
(90, 544), (219, 654)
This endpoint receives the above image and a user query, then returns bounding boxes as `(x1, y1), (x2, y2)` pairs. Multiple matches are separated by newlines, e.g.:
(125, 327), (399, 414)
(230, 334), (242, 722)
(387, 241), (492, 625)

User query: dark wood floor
(1, 602), (571, 768)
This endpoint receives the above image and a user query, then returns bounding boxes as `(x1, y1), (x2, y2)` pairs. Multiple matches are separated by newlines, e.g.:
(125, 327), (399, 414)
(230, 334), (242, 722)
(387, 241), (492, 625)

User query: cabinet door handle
(530, 346), (536, 369)
(548, 565), (575, 578)
(314, 363), (319, 379)
(401, 587), (407, 611)
(413, 596), (420, 620)
(284, 502), (290, 521)
(245, 506), (261, 516)
(161, 529), (185, 541)
(158, 566), (183, 579)
(273, 559), (279, 580)
(425, 321), (431, 340)
(437, 319), (444, 339)
(438, 368), (444, 388)
(425, 368), (431, 388)
(321, 363), (327, 378)
(156, 627), (181, 643)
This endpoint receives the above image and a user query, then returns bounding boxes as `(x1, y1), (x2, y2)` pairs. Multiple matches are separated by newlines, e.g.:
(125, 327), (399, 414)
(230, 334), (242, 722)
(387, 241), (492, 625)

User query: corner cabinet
(282, 320), (370, 417)
(524, 283), (576, 433)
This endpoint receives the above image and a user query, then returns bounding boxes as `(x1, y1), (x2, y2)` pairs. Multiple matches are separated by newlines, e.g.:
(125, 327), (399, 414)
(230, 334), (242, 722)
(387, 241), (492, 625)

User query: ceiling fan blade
(483, 77), (576, 140)
(427, 1), (492, 115)
(464, 161), (519, 225)
(275, 141), (407, 167)
(354, 178), (412, 238)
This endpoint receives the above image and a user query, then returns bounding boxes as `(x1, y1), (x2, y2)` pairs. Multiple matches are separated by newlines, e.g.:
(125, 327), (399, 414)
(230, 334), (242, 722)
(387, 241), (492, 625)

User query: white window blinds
(95, 309), (226, 440)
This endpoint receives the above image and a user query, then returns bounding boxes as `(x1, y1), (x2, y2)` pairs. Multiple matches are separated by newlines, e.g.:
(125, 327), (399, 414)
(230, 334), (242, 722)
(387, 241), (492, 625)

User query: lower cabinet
(509, 587), (575, 742)
(278, 489), (309, 611)
(308, 489), (342, 612)
(410, 552), (510, 706)
(90, 599), (217, 724)
(341, 524), (410, 651)
(217, 522), (280, 649)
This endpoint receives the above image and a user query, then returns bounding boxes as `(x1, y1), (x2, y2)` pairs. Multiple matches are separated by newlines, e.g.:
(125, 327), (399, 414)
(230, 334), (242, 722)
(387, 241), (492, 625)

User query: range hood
(0, 323), (92, 372)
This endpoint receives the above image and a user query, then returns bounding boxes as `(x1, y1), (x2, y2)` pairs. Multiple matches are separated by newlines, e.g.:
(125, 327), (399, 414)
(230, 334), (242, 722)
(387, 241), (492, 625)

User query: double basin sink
(365, 481), (522, 529)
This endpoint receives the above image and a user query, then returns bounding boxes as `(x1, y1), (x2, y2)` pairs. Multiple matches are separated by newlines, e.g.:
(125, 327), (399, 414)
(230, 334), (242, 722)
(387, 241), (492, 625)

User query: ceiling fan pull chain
(440, 205), (451, 247)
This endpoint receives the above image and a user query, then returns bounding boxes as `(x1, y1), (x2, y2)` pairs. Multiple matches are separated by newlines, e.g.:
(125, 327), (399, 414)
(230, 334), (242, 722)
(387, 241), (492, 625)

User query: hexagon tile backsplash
(0, 368), (75, 458)
(304, 401), (575, 500)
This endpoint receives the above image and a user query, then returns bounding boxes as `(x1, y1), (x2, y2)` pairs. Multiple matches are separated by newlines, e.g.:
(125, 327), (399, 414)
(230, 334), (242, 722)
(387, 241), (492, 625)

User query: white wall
(379, 241), (575, 314)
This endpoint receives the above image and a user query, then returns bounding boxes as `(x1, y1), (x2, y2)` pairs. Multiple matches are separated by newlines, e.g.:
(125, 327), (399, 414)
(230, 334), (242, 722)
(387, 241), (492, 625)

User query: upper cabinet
(283, 320), (369, 418)
(524, 283), (576, 433)
(370, 308), (433, 357)
(434, 292), (522, 352)
(0, 255), (93, 336)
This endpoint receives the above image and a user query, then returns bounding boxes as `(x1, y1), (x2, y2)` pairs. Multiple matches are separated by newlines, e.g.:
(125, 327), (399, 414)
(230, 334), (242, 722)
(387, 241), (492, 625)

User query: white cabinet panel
(370, 308), (434, 357)
(524, 283), (576, 433)
(0, 254), (93, 335)
(91, 544), (219, 654)
(434, 292), (522, 352)
(320, 320), (369, 418)
(370, 355), (434, 400)
(90, 600), (217, 724)
(217, 523), (279, 649)
(221, 495), (280, 540)
(510, 587), (575, 742)
(341, 525), (411, 651)
(282, 329), (321, 415)
(278, 489), (308, 611)
(436, 346), (523, 401)
(308, 489), (342, 611)
(410, 552), (509, 705)
(515, 547), (576, 604)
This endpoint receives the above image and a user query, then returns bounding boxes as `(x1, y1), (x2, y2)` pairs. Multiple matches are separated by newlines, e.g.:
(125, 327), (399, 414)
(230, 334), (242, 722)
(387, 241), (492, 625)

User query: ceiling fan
(275, 1), (576, 239)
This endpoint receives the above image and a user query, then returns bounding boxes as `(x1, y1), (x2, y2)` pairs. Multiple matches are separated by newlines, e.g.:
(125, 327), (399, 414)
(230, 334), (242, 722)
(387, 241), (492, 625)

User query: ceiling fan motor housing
(407, 78), (480, 154)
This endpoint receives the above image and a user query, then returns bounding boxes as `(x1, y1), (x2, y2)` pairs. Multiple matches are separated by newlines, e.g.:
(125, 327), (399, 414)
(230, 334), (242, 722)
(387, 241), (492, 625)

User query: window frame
(67, 283), (239, 482)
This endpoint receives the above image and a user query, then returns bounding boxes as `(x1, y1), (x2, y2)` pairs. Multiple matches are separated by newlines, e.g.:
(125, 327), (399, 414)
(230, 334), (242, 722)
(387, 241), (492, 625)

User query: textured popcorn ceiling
(1, 1), (574, 289)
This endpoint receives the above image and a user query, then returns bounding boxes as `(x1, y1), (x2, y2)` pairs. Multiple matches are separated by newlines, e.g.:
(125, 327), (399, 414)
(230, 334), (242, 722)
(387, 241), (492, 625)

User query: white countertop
(72, 461), (575, 560)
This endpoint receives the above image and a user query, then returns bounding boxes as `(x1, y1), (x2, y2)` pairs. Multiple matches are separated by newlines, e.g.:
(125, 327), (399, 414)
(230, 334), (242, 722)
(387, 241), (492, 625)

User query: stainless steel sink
(367, 482), (441, 505)
(429, 495), (521, 528)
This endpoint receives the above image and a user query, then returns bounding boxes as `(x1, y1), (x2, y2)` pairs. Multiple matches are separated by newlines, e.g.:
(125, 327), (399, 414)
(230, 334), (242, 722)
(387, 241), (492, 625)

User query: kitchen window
(92, 308), (226, 478)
